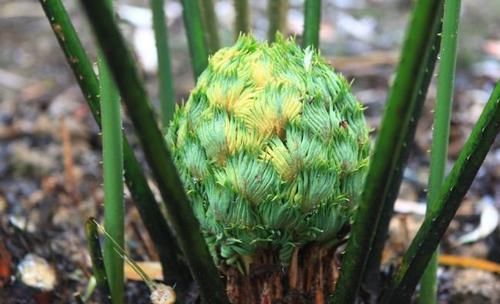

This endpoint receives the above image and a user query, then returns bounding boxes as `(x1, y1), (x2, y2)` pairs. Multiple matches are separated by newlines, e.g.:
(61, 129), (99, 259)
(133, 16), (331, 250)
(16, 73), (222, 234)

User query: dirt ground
(0, 0), (499, 303)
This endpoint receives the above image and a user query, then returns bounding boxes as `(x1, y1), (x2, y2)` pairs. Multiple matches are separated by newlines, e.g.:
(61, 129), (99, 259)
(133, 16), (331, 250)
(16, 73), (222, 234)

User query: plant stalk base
(223, 245), (340, 304)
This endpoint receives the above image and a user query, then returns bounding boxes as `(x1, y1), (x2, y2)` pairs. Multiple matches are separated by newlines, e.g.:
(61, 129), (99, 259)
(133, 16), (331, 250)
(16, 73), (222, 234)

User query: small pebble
(150, 284), (176, 304)
(17, 254), (56, 291)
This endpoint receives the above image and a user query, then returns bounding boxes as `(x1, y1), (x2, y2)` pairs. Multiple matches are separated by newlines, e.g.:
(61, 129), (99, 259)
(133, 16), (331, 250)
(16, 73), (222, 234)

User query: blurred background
(0, 0), (499, 303)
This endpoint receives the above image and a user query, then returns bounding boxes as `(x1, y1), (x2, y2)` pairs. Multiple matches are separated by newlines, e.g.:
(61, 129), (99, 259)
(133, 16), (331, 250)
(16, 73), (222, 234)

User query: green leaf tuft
(167, 36), (370, 266)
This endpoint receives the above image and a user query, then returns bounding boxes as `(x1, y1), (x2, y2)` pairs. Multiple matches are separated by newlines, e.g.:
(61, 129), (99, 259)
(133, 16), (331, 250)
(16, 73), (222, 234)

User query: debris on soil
(449, 269), (500, 304)
(456, 197), (499, 245)
(0, 242), (12, 288)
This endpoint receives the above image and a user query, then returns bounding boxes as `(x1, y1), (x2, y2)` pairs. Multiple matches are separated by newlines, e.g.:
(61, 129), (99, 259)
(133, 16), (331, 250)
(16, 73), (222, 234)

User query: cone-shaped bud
(167, 35), (370, 267)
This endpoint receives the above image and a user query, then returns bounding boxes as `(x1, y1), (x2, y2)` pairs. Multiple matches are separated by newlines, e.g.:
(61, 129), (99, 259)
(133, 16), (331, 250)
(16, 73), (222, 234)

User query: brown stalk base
(223, 245), (341, 304)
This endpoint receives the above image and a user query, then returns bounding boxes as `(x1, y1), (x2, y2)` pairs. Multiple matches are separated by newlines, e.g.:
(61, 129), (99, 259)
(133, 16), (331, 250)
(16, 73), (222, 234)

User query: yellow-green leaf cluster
(167, 35), (370, 267)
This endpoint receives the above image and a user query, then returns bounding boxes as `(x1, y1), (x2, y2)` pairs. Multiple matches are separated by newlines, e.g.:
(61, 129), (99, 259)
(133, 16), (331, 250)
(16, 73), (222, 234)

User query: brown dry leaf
(124, 261), (163, 281)
(439, 255), (500, 274)
(329, 51), (399, 75)
(60, 117), (77, 200)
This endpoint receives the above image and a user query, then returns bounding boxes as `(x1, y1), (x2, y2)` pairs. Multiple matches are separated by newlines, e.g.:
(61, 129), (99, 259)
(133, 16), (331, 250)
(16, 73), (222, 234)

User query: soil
(0, 0), (499, 303)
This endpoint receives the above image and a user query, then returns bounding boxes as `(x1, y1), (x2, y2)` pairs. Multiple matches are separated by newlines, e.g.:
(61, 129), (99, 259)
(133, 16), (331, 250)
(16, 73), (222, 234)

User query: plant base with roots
(223, 245), (341, 304)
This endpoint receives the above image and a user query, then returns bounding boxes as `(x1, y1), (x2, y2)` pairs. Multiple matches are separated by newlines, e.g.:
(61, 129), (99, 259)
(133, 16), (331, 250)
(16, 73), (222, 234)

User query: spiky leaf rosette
(167, 35), (370, 267)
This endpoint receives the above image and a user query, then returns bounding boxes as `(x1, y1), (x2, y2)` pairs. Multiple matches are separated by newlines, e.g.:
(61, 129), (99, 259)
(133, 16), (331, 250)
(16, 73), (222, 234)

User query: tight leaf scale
(167, 35), (370, 268)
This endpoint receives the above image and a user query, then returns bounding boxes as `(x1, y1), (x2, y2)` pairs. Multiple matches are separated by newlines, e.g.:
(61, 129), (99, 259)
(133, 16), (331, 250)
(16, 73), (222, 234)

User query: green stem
(198, 0), (220, 54)
(39, 0), (100, 122)
(233, 0), (250, 36)
(98, 48), (124, 304)
(268, 0), (288, 42)
(302, 0), (321, 49)
(82, 276), (97, 303)
(180, 0), (209, 79)
(78, 1), (229, 302)
(381, 82), (500, 303)
(420, 1), (461, 303)
(85, 218), (112, 304)
(332, 1), (444, 303)
(420, 252), (438, 303)
(38, 0), (191, 295)
(362, 2), (444, 295)
(150, 0), (176, 127)
(97, 2), (123, 303)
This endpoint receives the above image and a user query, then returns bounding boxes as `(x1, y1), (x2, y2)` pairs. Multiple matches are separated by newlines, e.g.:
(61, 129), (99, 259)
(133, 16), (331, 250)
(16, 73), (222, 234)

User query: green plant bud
(166, 35), (370, 267)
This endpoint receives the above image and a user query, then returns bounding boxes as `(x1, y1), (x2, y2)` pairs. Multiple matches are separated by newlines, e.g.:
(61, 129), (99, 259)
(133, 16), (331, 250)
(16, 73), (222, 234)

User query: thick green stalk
(381, 83), (500, 303)
(268, 0), (288, 42)
(38, 0), (101, 122)
(180, 0), (209, 79)
(38, 0), (191, 294)
(78, 1), (229, 302)
(150, 0), (176, 126)
(233, 0), (250, 36)
(98, 2), (124, 303)
(199, 0), (220, 54)
(302, 0), (321, 49)
(332, 1), (444, 303)
(85, 218), (112, 304)
(98, 50), (124, 304)
(420, 1), (461, 302)
(361, 2), (444, 295)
